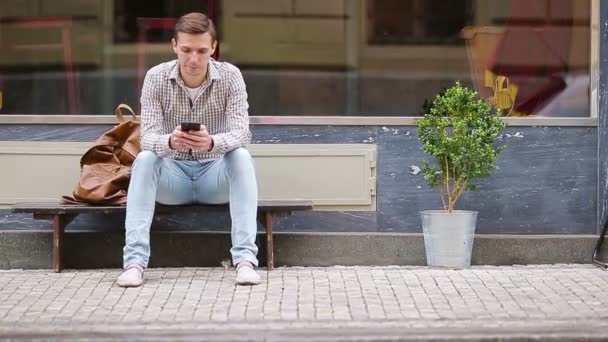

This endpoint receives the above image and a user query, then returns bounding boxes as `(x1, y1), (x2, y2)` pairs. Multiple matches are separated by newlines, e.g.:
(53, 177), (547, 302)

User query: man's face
(172, 32), (216, 79)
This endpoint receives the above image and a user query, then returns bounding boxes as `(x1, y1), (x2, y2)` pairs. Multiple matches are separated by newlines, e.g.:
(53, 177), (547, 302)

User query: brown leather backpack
(61, 104), (141, 205)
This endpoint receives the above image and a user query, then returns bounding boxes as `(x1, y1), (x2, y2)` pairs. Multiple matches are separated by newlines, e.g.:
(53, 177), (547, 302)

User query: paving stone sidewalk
(1, 264), (608, 340)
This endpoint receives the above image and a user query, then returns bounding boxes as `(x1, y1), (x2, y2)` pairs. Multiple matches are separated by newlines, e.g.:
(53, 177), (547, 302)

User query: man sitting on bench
(117, 12), (261, 287)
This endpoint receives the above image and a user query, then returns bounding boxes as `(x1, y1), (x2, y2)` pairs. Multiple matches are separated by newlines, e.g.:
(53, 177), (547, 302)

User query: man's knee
(132, 151), (161, 176)
(224, 148), (255, 176)
(134, 150), (159, 167)
(226, 147), (253, 163)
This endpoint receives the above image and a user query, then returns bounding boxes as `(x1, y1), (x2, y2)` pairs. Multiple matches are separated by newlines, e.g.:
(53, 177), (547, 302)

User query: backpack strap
(115, 104), (138, 123)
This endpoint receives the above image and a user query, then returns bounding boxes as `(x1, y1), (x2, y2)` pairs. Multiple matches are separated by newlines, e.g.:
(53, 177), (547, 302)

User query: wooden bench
(11, 200), (314, 272)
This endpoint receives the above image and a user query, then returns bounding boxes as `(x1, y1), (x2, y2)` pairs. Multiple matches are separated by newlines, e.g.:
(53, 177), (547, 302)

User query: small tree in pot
(417, 82), (506, 268)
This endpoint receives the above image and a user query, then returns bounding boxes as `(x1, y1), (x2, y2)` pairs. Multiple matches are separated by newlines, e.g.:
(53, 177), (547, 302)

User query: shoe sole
(116, 279), (144, 288)
(235, 279), (261, 286)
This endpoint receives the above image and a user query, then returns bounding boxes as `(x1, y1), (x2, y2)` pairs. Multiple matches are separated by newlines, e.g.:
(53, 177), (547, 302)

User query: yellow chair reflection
(462, 26), (529, 117)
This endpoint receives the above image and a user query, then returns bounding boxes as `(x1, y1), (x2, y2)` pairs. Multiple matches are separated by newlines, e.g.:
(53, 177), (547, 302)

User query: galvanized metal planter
(420, 210), (478, 269)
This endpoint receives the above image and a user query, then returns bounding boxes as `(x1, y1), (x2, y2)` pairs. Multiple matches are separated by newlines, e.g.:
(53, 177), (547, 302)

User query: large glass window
(0, 0), (592, 117)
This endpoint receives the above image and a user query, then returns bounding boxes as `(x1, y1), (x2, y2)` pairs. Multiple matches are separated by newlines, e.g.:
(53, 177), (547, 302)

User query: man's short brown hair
(174, 12), (216, 42)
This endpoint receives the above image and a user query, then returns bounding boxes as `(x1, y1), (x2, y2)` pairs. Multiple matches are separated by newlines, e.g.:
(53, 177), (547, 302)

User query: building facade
(0, 0), (606, 266)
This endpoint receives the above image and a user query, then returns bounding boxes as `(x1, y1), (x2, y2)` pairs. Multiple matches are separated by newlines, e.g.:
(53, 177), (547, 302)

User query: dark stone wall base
(0, 231), (602, 270)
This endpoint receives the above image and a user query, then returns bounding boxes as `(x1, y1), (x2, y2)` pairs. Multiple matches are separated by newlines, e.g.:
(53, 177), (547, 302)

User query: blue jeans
(122, 148), (259, 269)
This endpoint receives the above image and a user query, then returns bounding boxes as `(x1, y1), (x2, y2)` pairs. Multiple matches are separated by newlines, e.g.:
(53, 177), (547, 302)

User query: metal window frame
(0, 115), (597, 126)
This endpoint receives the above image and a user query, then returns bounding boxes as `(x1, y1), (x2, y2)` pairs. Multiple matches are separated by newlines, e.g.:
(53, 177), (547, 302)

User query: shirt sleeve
(209, 68), (252, 154)
(140, 70), (173, 157)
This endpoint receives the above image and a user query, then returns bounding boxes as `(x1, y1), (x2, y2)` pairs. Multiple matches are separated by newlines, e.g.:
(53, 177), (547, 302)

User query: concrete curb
(0, 231), (603, 269)
(2, 319), (608, 341)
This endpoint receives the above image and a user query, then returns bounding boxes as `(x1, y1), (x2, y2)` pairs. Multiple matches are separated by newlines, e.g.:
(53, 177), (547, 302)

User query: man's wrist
(208, 137), (214, 152)
(168, 135), (175, 150)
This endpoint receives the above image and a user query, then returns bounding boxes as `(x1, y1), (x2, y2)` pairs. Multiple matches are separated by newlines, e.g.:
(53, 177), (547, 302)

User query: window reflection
(463, 0), (590, 117)
(0, 0), (591, 117)
(114, 0), (212, 43)
(367, 0), (473, 45)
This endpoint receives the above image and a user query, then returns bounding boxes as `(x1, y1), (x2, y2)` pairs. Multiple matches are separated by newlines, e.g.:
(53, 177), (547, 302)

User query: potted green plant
(417, 82), (507, 268)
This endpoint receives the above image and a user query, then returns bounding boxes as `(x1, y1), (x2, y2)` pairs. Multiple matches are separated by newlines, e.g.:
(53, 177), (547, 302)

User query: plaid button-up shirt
(140, 59), (252, 162)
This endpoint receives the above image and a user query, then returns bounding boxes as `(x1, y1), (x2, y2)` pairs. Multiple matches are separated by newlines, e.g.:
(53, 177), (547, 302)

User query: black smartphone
(181, 122), (201, 131)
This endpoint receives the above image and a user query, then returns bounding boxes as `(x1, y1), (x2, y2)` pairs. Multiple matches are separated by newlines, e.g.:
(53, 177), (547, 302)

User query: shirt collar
(169, 58), (221, 84)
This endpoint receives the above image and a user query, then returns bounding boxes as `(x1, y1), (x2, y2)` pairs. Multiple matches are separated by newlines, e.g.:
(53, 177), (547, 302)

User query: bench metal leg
(264, 211), (274, 270)
(593, 215), (608, 268)
(52, 215), (66, 272)
(51, 214), (76, 273)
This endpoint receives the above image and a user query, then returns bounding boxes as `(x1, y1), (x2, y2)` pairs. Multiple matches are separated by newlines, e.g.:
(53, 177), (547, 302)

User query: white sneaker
(117, 267), (144, 287)
(235, 264), (261, 285)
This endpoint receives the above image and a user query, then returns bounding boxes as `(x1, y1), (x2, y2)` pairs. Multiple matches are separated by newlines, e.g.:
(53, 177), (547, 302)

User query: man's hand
(169, 125), (214, 152)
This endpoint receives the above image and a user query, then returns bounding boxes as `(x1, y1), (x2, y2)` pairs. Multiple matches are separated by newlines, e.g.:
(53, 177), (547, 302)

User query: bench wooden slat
(12, 200), (314, 214)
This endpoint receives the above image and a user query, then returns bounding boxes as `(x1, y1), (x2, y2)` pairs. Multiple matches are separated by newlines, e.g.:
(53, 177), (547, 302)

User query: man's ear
(211, 40), (217, 56)
(171, 38), (178, 54)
